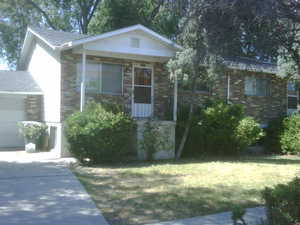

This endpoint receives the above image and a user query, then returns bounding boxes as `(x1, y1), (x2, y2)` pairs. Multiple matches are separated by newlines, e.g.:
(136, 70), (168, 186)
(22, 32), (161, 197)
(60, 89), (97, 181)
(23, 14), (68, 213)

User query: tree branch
(23, 0), (57, 30)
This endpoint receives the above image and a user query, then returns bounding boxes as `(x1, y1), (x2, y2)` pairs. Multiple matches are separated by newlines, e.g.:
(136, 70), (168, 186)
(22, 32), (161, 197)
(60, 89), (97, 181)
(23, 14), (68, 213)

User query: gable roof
(0, 71), (42, 94)
(28, 27), (89, 48)
(62, 24), (182, 50)
(19, 24), (182, 69)
(23, 24), (182, 51)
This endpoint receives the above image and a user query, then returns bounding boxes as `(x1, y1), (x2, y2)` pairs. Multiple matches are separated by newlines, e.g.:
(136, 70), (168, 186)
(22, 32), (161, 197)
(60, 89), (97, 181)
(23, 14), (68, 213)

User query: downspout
(173, 71), (178, 121)
(80, 47), (86, 112)
(227, 74), (230, 104)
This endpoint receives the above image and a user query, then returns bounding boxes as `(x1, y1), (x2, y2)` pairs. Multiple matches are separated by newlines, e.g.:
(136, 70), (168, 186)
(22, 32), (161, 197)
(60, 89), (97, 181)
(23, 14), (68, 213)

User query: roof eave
(0, 91), (43, 95)
(58, 24), (183, 51)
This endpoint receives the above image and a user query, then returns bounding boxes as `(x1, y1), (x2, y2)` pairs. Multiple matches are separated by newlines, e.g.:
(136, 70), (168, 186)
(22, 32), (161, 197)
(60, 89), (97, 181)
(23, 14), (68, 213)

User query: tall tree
(170, 0), (300, 158)
(89, 0), (189, 38)
(0, 0), (102, 67)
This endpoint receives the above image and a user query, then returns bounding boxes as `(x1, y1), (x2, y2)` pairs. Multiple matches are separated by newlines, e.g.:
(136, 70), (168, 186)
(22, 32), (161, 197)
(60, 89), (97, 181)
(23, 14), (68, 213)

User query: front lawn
(73, 156), (300, 225)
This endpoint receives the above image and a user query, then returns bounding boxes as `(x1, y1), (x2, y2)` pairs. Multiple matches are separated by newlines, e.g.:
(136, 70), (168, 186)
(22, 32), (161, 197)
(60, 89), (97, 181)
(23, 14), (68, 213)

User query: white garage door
(0, 95), (25, 148)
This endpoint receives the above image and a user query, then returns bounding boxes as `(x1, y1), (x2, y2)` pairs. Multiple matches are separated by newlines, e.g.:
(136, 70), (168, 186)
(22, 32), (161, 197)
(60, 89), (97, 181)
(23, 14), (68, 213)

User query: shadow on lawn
(86, 155), (300, 170)
(75, 169), (261, 225)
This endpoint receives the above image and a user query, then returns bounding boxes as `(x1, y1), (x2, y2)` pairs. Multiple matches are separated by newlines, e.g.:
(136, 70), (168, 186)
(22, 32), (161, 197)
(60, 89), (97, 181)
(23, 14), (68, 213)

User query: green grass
(72, 155), (300, 225)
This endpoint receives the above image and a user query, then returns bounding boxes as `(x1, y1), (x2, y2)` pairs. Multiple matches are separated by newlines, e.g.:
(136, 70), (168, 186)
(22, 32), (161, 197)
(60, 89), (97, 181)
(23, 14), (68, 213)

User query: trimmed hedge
(280, 114), (300, 154)
(177, 101), (263, 156)
(264, 116), (285, 154)
(65, 102), (136, 164)
(264, 114), (300, 155)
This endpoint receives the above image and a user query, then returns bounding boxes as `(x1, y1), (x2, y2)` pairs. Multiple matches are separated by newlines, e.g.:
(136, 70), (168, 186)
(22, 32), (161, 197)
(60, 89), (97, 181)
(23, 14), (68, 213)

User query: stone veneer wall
(25, 95), (43, 121)
(178, 70), (287, 123)
(60, 50), (172, 120)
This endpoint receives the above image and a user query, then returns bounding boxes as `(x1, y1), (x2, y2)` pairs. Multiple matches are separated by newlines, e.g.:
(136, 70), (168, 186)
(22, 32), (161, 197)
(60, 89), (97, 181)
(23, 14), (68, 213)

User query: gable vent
(130, 37), (140, 48)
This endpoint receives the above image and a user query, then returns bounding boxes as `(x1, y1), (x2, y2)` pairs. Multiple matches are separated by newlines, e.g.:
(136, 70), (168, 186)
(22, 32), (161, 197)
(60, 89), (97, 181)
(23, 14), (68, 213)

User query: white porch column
(80, 47), (86, 112)
(173, 72), (178, 121)
(227, 74), (231, 104)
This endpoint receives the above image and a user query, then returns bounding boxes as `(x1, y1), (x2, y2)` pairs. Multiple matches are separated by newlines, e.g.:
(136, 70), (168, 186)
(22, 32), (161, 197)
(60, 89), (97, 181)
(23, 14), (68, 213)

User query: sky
(0, 58), (9, 70)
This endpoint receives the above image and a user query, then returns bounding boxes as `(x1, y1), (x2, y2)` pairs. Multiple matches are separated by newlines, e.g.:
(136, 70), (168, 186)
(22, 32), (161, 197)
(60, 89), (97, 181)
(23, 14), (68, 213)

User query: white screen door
(132, 66), (153, 117)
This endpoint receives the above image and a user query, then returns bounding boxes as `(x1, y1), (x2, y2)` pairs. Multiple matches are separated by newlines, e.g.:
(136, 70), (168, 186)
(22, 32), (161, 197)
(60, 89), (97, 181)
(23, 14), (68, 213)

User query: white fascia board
(84, 47), (174, 58)
(27, 27), (58, 50)
(0, 91), (43, 95)
(60, 24), (183, 51)
(19, 27), (59, 69)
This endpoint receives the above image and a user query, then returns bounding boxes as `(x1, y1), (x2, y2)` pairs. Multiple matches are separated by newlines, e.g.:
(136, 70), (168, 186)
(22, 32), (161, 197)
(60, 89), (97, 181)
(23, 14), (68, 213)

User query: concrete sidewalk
(146, 207), (266, 225)
(0, 151), (109, 225)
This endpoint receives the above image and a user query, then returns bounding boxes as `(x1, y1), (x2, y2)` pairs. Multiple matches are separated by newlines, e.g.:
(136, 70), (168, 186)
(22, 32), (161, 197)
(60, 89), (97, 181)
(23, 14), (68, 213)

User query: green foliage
(89, 0), (185, 38)
(65, 102), (136, 164)
(19, 122), (48, 142)
(178, 101), (264, 156)
(264, 116), (285, 154)
(280, 114), (300, 155)
(262, 177), (300, 225)
(196, 101), (263, 155)
(235, 117), (264, 151)
(0, 0), (100, 66)
(231, 205), (247, 225)
(140, 120), (172, 161)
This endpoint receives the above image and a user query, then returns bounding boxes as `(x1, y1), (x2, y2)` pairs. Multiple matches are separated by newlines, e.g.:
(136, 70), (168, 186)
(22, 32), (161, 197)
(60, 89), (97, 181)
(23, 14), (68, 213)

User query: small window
(245, 76), (270, 96)
(131, 38), (140, 48)
(77, 63), (123, 95)
(288, 82), (296, 91)
(288, 96), (297, 109)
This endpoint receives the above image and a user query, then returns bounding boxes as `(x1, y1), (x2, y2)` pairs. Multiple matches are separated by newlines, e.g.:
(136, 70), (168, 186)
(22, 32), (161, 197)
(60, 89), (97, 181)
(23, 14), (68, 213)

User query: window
(178, 75), (210, 92)
(287, 81), (298, 115)
(245, 77), (270, 96)
(131, 37), (140, 48)
(77, 63), (123, 94)
(288, 82), (296, 92)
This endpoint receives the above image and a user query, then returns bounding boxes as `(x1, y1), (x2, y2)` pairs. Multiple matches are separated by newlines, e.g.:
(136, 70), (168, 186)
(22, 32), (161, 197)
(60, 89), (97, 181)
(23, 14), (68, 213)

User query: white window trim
(131, 64), (154, 117)
(287, 82), (299, 114)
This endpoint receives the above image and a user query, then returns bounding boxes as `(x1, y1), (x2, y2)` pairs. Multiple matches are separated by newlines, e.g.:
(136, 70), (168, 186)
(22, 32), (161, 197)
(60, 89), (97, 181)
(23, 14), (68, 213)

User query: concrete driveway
(0, 151), (109, 225)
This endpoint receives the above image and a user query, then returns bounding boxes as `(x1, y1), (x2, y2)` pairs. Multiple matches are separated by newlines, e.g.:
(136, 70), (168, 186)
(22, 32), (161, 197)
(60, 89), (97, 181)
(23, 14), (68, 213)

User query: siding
(28, 40), (61, 122)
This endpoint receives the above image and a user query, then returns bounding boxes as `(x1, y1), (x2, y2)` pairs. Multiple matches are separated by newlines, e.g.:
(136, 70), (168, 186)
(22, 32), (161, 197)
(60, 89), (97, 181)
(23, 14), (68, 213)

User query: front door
(132, 66), (153, 117)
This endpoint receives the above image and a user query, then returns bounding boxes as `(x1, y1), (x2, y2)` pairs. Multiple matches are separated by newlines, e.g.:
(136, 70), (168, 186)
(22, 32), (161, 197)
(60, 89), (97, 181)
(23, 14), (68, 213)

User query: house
(178, 57), (294, 125)
(0, 25), (181, 157)
(0, 24), (295, 157)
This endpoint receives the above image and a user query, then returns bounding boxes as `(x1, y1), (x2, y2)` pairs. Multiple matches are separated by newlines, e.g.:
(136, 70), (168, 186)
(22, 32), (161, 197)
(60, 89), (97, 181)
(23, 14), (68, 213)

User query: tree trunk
(175, 73), (198, 160)
(175, 102), (194, 159)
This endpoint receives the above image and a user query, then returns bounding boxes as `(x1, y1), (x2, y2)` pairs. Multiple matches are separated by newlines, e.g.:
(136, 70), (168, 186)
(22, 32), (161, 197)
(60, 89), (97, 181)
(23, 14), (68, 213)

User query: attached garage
(0, 95), (26, 148)
(0, 71), (42, 149)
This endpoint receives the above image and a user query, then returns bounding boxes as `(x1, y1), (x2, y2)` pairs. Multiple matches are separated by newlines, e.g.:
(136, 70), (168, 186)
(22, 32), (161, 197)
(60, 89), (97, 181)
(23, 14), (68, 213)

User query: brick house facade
(178, 70), (287, 123)
(60, 50), (172, 121)
(60, 49), (288, 124)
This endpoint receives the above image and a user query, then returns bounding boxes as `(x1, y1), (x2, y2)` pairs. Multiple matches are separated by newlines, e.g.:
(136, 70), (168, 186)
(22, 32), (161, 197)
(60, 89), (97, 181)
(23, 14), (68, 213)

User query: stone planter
(19, 121), (48, 153)
(25, 139), (37, 153)
(136, 120), (176, 160)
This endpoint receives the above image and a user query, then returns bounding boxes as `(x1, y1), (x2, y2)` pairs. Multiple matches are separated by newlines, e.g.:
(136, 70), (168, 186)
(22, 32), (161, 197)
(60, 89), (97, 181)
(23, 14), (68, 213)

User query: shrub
(264, 116), (285, 154)
(235, 117), (264, 151)
(19, 121), (48, 143)
(65, 102), (136, 164)
(262, 177), (300, 225)
(280, 114), (300, 154)
(196, 101), (263, 155)
(178, 101), (264, 156)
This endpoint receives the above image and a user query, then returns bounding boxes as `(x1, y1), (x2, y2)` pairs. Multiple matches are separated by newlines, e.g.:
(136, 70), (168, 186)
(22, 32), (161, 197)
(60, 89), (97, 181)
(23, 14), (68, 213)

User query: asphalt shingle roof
(29, 27), (278, 74)
(0, 71), (42, 94)
(29, 27), (90, 47)
(224, 57), (278, 74)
